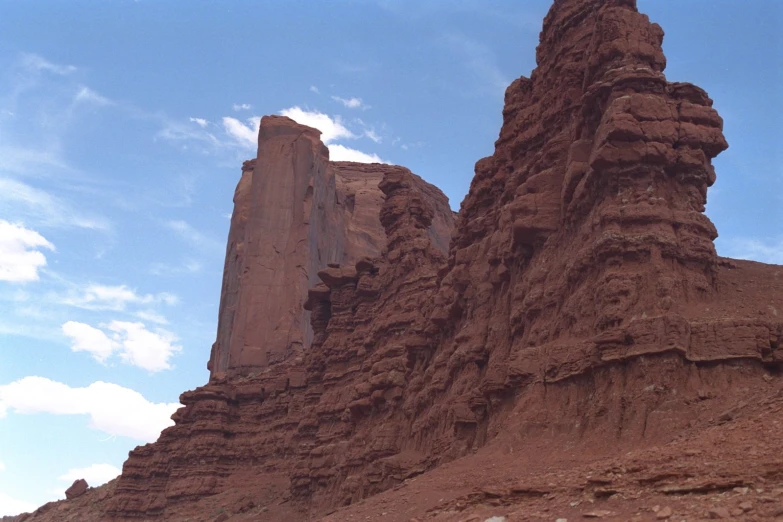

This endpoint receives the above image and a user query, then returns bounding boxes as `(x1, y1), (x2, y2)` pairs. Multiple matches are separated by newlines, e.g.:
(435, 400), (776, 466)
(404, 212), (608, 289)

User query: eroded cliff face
(412, 0), (751, 451)
(207, 117), (454, 379)
(19, 1), (783, 521)
(102, 117), (455, 520)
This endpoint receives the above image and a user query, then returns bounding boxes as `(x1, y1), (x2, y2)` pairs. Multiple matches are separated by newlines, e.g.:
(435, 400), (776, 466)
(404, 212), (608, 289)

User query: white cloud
(58, 463), (121, 487)
(0, 492), (36, 517)
(328, 144), (387, 164)
(62, 321), (114, 363)
(108, 321), (181, 372)
(279, 107), (355, 143)
(310, 85), (320, 94)
(163, 107), (386, 165)
(19, 53), (76, 75)
(74, 86), (112, 106)
(61, 320), (180, 372)
(278, 107), (388, 164)
(60, 283), (177, 311)
(0, 376), (179, 441)
(331, 96), (367, 109)
(0, 220), (55, 283)
(159, 115), (259, 156)
(232, 103), (251, 111)
(222, 116), (259, 148)
(0, 177), (110, 230)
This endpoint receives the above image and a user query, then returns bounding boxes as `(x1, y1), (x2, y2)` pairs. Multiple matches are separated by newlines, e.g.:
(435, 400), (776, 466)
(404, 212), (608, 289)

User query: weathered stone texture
(207, 117), (453, 378)
(21, 2), (781, 521)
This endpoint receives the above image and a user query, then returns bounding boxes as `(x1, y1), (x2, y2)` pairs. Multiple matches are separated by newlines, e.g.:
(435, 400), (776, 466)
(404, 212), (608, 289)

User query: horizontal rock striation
(106, 119), (455, 520)
(26, 1), (782, 521)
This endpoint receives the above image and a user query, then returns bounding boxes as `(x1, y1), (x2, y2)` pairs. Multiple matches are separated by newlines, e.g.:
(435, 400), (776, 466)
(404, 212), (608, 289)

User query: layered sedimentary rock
(25, 1), (782, 521)
(104, 118), (454, 520)
(207, 116), (453, 379)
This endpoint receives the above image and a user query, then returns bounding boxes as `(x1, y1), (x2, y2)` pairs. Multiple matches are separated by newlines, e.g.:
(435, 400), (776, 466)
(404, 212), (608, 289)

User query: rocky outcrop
(105, 119), (454, 520)
(410, 0), (743, 449)
(207, 117), (453, 379)
(23, 1), (783, 521)
(64, 480), (88, 500)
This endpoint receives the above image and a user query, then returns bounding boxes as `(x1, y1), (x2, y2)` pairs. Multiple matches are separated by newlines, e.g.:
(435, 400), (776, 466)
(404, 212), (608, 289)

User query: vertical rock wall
(93, 1), (783, 521)
(207, 118), (455, 378)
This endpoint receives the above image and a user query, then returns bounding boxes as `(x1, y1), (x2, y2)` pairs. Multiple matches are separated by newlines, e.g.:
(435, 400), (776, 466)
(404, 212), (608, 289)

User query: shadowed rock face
(64, 479), (88, 500)
(22, 2), (782, 522)
(207, 116), (454, 379)
(426, 0), (734, 414)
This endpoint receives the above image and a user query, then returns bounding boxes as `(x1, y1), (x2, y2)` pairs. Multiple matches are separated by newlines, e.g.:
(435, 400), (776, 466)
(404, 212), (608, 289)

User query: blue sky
(0, 0), (780, 514)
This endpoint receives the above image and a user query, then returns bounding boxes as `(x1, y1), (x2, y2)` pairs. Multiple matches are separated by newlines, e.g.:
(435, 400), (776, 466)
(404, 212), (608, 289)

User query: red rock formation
(207, 117), (453, 379)
(103, 119), (454, 520)
(20, 1), (783, 521)
(64, 479), (88, 500)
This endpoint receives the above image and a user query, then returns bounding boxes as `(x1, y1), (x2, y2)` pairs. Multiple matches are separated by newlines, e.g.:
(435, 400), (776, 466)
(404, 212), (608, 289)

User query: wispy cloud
(73, 86), (112, 107)
(0, 220), (55, 283)
(0, 178), (110, 230)
(400, 140), (426, 151)
(156, 118), (220, 145)
(0, 376), (179, 441)
(364, 128), (382, 143)
(59, 283), (177, 311)
(310, 85), (320, 94)
(232, 103), (251, 111)
(166, 219), (222, 251)
(18, 53), (76, 76)
(331, 96), (369, 110)
(0, 146), (70, 176)
(134, 309), (169, 325)
(189, 117), (208, 128)
(158, 115), (258, 158)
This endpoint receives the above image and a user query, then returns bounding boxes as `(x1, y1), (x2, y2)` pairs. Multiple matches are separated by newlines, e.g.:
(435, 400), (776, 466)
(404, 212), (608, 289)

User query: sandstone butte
(9, 1), (783, 521)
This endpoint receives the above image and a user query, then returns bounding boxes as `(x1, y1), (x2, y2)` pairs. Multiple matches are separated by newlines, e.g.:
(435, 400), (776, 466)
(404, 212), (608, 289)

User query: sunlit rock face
(207, 116), (454, 379)
(56, 2), (782, 521)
